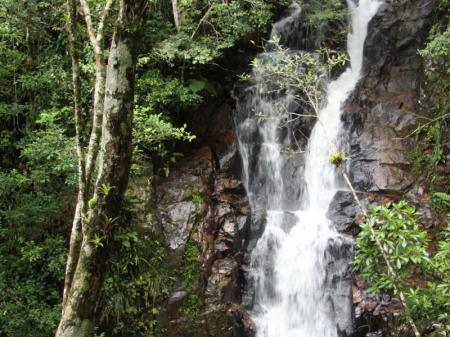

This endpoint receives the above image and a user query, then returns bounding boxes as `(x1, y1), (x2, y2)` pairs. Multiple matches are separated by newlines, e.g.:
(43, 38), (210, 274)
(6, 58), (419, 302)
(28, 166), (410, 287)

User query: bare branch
(79, 0), (102, 62)
(96, 0), (116, 47)
(394, 112), (449, 140)
(82, 0), (117, 189)
(191, 5), (213, 39)
(63, 0), (86, 309)
(84, 68), (106, 191)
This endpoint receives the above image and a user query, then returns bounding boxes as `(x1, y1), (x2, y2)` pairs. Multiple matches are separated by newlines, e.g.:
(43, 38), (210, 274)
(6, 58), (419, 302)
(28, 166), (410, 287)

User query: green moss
(178, 239), (203, 333)
(329, 150), (348, 167)
(190, 190), (206, 205)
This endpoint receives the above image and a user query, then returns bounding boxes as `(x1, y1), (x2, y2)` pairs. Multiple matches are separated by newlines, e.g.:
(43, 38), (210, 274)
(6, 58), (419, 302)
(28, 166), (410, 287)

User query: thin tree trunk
(56, 1), (146, 336)
(62, 0), (86, 307)
(172, 0), (180, 31)
(62, 0), (113, 305)
(62, 200), (83, 307)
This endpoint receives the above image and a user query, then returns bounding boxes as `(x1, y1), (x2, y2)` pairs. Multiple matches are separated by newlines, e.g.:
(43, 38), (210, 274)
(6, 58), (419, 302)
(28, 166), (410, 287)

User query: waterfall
(233, 1), (381, 336)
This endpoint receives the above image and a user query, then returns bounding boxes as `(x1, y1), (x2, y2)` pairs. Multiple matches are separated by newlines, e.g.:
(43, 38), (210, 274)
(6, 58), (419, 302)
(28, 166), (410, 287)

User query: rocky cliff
(338, 0), (436, 335)
(148, 1), (437, 336)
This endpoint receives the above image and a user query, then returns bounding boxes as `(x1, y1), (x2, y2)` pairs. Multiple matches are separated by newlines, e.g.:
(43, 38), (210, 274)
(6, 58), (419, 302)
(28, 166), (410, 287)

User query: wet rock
(281, 154), (307, 211)
(155, 148), (213, 256)
(168, 290), (188, 305)
(341, 1), (435, 335)
(213, 129), (239, 174)
(353, 276), (403, 337)
(325, 235), (355, 337)
(328, 191), (364, 235)
(406, 184), (443, 229)
(158, 129), (254, 336)
(161, 201), (197, 250)
(344, 0), (434, 194)
(152, 2), (437, 336)
(233, 308), (256, 337)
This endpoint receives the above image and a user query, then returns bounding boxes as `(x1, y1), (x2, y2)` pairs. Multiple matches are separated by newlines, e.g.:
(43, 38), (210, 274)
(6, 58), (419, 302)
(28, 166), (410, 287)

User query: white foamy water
(234, 1), (381, 336)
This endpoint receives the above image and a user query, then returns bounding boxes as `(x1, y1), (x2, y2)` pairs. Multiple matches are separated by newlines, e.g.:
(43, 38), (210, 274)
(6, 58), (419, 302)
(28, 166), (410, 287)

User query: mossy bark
(56, 2), (146, 336)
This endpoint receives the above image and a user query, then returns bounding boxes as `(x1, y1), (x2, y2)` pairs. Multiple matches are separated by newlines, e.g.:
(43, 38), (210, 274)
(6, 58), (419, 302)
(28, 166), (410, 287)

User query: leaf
(188, 79), (206, 93)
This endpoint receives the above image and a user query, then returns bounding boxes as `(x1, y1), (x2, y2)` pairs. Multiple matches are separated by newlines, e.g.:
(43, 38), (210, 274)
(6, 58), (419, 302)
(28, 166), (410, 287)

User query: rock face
(343, 0), (434, 194)
(338, 1), (435, 336)
(153, 104), (261, 336)
(151, 1), (435, 336)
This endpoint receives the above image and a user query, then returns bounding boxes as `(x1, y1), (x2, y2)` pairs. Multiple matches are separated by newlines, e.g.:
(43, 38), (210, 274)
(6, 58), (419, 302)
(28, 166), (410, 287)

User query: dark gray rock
(341, 1), (435, 335)
(327, 191), (362, 235)
(325, 235), (355, 337)
(343, 0), (434, 194)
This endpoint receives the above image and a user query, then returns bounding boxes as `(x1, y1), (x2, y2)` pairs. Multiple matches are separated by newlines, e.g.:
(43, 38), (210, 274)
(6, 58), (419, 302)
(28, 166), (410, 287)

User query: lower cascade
(234, 1), (381, 336)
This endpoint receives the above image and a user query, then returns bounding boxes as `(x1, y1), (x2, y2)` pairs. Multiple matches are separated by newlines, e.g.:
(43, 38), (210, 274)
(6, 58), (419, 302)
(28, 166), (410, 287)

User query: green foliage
(355, 201), (450, 333)
(304, 0), (348, 49)
(19, 109), (77, 186)
(0, 0), (70, 168)
(410, 0), (449, 188)
(251, 41), (347, 119)
(0, 125), (74, 337)
(135, 69), (203, 110)
(153, 0), (288, 66)
(134, 108), (196, 151)
(180, 239), (202, 290)
(178, 239), (203, 332)
(190, 190), (206, 205)
(432, 191), (450, 212)
(0, 235), (67, 337)
(0, 3), (80, 336)
(133, 106), (195, 176)
(0, 1), (340, 336)
(133, 68), (199, 175)
(97, 223), (173, 337)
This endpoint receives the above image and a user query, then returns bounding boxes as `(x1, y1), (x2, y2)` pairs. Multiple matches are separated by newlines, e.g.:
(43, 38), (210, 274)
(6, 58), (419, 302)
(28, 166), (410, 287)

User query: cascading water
(233, 1), (381, 336)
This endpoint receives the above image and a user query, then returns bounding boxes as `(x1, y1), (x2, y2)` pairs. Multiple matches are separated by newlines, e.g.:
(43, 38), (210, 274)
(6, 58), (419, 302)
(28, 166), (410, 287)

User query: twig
(395, 113), (449, 140)
(191, 5), (213, 39)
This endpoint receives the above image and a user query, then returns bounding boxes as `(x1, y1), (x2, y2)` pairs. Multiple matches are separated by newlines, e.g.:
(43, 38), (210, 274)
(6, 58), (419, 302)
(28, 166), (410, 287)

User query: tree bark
(172, 0), (180, 31)
(62, 0), (86, 307)
(62, 0), (110, 307)
(56, 1), (146, 336)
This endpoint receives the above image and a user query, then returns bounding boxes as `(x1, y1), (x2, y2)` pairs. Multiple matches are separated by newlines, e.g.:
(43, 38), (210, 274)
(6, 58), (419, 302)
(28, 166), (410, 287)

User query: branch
(81, 0), (116, 190)
(395, 113), (449, 140)
(79, 0), (103, 63)
(63, 0), (86, 309)
(84, 67), (106, 192)
(339, 169), (420, 337)
(322, 128), (421, 333)
(67, 0), (86, 204)
(191, 5), (213, 39)
(96, 0), (116, 47)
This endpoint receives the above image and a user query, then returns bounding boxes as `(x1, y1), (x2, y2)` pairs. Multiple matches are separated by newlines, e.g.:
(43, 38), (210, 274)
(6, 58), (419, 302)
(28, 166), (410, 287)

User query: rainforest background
(0, 0), (448, 336)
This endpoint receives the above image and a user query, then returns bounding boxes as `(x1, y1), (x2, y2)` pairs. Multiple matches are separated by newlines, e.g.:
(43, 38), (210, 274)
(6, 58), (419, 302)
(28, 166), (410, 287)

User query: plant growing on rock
(251, 41), (347, 122)
(329, 150), (348, 167)
(354, 201), (450, 335)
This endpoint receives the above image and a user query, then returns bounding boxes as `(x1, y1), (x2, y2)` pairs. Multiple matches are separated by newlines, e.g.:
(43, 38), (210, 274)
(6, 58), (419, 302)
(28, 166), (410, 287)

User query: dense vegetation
(0, 0), (288, 336)
(0, 0), (448, 336)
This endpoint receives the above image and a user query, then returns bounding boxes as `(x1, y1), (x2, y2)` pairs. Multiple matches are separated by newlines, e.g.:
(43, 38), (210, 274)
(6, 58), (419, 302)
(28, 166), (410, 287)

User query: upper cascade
(233, 0), (381, 336)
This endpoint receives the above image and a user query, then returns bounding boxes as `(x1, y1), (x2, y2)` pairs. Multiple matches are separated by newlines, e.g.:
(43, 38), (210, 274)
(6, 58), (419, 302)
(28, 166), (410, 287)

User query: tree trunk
(172, 0), (180, 31)
(56, 1), (146, 336)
